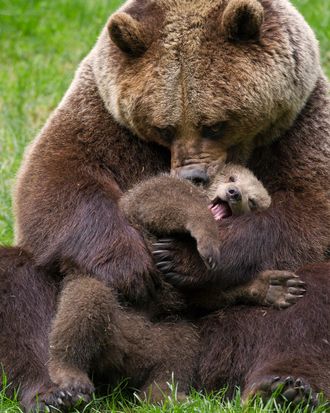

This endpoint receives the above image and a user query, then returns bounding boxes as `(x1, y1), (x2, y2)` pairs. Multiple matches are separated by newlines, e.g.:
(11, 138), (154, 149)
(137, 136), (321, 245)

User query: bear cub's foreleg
(120, 165), (306, 309)
(47, 276), (198, 410)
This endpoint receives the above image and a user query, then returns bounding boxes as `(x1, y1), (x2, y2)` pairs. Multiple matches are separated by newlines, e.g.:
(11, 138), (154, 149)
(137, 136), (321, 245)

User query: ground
(0, 1), (329, 412)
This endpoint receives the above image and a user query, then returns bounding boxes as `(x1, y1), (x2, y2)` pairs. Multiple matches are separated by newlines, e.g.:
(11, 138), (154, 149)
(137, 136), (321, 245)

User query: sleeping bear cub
(46, 164), (305, 409)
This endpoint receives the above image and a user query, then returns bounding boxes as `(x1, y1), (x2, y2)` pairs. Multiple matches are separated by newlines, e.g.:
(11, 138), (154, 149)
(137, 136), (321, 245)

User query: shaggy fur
(48, 276), (199, 406)
(47, 168), (304, 409)
(198, 262), (330, 404)
(0, 248), (59, 409)
(0, 0), (329, 410)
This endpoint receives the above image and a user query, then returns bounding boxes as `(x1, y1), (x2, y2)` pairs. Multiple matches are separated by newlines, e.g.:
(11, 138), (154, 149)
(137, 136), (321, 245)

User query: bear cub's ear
(108, 12), (150, 57)
(221, 0), (264, 42)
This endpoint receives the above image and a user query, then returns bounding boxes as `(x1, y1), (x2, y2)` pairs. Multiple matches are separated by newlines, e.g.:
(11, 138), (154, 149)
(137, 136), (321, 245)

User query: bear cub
(45, 164), (306, 410)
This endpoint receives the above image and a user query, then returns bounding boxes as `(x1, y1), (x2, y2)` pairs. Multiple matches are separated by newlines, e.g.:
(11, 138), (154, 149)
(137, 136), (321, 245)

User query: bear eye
(155, 126), (175, 145)
(229, 176), (236, 182)
(201, 122), (227, 140)
(248, 198), (257, 210)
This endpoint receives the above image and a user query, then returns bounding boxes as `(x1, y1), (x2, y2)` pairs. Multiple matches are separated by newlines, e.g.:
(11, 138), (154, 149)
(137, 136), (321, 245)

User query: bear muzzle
(173, 160), (225, 185)
(175, 165), (210, 185)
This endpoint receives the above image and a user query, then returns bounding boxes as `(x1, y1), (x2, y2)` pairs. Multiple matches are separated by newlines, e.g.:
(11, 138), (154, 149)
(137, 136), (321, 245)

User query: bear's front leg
(153, 191), (330, 291)
(16, 150), (159, 303)
(46, 277), (112, 411)
(47, 276), (198, 411)
(152, 236), (213, 288)
(238, 270), (306, 308)
(120, 175), (221, 273)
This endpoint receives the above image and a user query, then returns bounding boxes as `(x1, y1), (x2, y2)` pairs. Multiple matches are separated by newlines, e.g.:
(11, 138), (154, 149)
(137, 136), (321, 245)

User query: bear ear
(108, 12), (149, 57)
(221, 0), (264, 42)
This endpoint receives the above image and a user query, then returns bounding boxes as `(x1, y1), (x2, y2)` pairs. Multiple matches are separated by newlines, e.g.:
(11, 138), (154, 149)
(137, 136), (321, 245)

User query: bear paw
(28, 370), (95, 412)
(27, 385), (92, 412)
(152, 237), (208, 287)
(263, 270), (306, 308)
(196, 239), (220, 271)
(248, 375), (320, 409)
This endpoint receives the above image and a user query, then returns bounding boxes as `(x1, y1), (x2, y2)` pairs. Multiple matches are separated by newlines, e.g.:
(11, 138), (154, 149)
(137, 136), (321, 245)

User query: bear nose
(226, 187), (241, 201)
(177, 166), (209, 185)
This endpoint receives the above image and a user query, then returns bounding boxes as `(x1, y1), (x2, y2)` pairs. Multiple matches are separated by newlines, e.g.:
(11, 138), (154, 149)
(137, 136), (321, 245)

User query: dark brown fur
(0, 0), (329, 410)
(0, 248), (58, 409)
(120, 169), (304, 312)
(154, 80), (330, 290)
(47, 270), (303, 410)
(48, 275), (199, 406)
(152, 78), (330, 403)
(198, 262), (330, 403)
(46, 169), (305, 409)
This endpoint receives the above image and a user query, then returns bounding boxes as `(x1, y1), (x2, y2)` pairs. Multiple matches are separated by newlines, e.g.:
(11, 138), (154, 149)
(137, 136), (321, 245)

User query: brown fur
(221, 0), (264, 41)
(208, 164), (271, 215)
(47, 270), (303, 410)
(0, 0), (329, 410)
(197, 262), (330, 403)
(120, 167), (303, 311)
(0, 248), (58, 409)
(45, 167), (305, 410)
(108, 12), (151, 57)
(154, 80), (330, 290)
(48, 275), (199, 406)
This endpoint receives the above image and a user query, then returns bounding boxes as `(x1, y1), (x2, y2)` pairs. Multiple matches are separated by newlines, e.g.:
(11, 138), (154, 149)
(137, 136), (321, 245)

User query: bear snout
(175, 165), (209, 186)
(226, 186), (241, 202)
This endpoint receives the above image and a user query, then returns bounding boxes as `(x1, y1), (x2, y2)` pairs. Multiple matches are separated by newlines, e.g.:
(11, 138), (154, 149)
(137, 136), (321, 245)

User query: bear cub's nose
(226, 187), (241, 202)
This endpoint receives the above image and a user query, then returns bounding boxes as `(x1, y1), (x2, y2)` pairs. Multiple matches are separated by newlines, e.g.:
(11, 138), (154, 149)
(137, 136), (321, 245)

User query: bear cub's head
(208, 163), (271, 219)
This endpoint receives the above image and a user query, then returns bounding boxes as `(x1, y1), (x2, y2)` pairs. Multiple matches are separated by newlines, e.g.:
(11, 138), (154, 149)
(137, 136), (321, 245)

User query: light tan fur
(208, 163), (271, 215)
(94, 0), (320, 176)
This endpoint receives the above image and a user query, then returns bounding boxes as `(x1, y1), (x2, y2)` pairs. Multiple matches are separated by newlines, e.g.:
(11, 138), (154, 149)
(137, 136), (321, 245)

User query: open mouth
(208, 197), (232, 221)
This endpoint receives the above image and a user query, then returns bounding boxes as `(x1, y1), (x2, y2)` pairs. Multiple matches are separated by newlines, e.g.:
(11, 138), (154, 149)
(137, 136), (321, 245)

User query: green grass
(0, 0), (123, 244)
(0, 0), (329, 243)
(0, 378), (329, 413)
(0, 0), (329, 412)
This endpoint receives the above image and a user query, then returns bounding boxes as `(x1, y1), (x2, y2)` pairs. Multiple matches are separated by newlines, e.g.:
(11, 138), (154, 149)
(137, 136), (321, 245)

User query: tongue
(208, 203), (231, 221)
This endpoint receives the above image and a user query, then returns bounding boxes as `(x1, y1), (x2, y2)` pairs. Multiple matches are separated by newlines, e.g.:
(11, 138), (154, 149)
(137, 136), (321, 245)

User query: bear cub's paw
(196, 238), (220, 271)
(262, 270), (306, 308)
(246, 375), (321, 410)
(44, 367), (95, 411)
(190, 229), (221, 271)
(26, 383), (93, 412)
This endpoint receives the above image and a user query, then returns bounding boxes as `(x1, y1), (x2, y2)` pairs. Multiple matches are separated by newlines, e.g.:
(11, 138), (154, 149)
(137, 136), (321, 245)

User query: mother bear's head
(92, 0), (320, 183)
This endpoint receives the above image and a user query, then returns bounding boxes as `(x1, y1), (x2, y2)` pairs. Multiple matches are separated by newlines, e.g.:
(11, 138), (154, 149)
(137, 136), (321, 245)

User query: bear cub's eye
(229, 176), (236, 182)
(155, 126), (175, 145)
(248, 198), (257, 210)
(201, 122), (227, 140)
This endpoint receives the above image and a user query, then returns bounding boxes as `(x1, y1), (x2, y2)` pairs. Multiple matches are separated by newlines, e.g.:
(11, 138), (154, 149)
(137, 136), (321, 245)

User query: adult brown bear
(0, 0), (329, 410)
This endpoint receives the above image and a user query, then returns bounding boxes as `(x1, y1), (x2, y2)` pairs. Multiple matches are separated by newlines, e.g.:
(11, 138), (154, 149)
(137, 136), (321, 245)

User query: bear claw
(263, 271), (306, 308)
(153, 239), (179, 280)
(200, 255), (217, 271)
(29, 383), (94, 412)
(248, 375), (320, 409)
(156, 260), (174, 272)
(193, 233), (221, 272)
